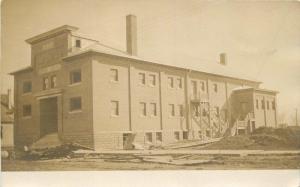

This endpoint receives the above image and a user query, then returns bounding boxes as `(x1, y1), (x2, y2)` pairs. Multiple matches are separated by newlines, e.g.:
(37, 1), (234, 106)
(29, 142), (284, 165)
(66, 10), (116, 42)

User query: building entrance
(40, 97), (58, 137)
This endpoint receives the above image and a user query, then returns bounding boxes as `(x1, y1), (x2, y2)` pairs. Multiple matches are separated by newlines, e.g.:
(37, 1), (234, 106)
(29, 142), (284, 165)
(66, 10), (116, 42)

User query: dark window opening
(261, 100), (265, 109)
(179, 105), (184, 117)
(140, 102), (146, 116)
(201, 82), (205, 91)
(169, 104), (175, 116)
(150, 103), (157, 116)
(23, 105), (32, 117)
(168, 77), (174, 88)
(183, 131), (188, 140)
(177, 78), (182, 89)
(156, 132), (162, 142)
(191, 81), (197, 97)
(23, 81), (32, 93)
(110, 69), (118, 82)
(139, 73), (146, 85)
(213, 83), (218, 92)
(75, 39), (81, 48)
(70, 97), (82, 112)
(149, 74), (156, 86)
(174, 132), (180, 141)
(70, 70), (81, 84)
(146, 133), (153, 143)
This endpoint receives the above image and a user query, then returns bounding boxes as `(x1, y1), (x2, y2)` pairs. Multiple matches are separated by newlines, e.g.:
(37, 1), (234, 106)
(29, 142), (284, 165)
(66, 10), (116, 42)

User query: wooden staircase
(229, 112), (255, 136)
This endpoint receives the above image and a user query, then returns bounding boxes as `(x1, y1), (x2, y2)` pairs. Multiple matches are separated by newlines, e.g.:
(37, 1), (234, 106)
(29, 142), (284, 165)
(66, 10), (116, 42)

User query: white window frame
(168, 77), (174, 88)
(177, 78), (182, 89)
(179, 104), (184, 117)
(191, 80), (197, 96)
(149, 74), (156, 86)
(169, 104), (175, 117)
(150, 103), (157, 117)
(138, 72), (146, 85)
(140, 102), (147, 116)
(200, 81), (205, 92)
(110, 100), (119, 116)
(110, 69), (118, 82)
(213, 83), (218, 93)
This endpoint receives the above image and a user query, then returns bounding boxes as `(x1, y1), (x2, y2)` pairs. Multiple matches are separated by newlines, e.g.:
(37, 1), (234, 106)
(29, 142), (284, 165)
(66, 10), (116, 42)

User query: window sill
(110, 114), (120, 118)
(22, 116), (32, 119)
(110, 80), (119, 84)
(69, 110), (82, 114)
(22, 92), (32, 96)
(69, 82), (81, 87)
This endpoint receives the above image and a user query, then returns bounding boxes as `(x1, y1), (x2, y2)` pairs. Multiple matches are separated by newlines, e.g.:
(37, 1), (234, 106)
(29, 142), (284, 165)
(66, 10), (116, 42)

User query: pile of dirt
(22, 143), (87, 160)
(252, 126), (300, 149)
(197, 136), (255, 150)
(195, 126), (300, 150)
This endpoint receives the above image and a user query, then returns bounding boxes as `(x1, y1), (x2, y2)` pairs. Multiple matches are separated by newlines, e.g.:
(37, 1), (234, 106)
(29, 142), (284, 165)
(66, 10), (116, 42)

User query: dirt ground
(2, 154), (300, 171)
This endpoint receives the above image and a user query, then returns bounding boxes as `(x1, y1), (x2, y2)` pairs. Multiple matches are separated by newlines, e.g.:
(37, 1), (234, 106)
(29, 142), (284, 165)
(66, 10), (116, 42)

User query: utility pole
(296, 108), (298, 126)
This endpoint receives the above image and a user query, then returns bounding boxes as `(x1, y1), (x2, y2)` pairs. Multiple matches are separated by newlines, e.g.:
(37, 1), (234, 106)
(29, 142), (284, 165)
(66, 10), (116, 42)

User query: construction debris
(74, 153), (223, 166)
(164, 138), (221, 149)
(22, 143), (89, 160)
(139, 155), (223, 166)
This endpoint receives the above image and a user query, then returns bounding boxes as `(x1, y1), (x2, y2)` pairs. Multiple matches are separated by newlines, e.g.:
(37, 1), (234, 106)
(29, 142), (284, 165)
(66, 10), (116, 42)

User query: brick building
(10, 15), (278, 150)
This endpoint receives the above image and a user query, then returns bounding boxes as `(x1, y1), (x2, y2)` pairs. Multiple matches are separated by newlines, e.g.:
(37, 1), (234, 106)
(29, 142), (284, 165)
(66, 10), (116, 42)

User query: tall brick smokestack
(126, 15), (137, 56)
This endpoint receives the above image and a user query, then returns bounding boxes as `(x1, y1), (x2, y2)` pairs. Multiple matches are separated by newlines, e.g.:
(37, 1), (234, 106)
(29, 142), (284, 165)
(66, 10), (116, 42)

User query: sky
(1, 0), (300, 124)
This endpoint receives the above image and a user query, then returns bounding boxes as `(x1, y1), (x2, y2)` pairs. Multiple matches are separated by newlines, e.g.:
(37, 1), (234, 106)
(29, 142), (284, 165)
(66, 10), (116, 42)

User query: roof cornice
(63, 49), (262, 84)
(26, 25), (79, 44)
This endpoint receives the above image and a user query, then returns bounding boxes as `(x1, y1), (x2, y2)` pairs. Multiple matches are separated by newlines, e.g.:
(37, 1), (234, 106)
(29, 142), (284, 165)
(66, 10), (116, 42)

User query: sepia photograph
(1, 0), (300, 179)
